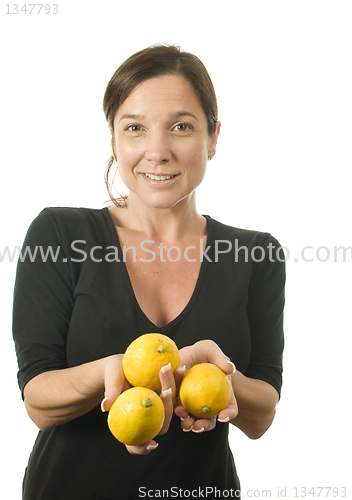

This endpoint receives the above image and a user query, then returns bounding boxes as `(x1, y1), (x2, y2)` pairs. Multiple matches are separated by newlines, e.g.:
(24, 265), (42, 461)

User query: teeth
(144, 173), (175, 180)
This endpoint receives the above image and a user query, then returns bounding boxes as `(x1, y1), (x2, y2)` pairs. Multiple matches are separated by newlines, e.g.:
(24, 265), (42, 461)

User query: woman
(13, 44), (285, 499)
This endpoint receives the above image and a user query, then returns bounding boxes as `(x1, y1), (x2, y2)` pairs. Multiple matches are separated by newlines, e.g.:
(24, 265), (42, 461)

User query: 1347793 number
(5, 4), (59, 14)
(294, 487), (347, 497)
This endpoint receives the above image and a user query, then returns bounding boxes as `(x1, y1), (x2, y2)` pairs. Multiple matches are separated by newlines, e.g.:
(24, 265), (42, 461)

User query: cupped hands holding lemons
(105, 334), (238, 451)
(122, 333), (180, 391)
(108, 386), (165, 446)
(173, 340), (238, 434)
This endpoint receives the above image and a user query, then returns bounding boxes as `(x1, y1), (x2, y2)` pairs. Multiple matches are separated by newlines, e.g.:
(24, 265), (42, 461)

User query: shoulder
(206, 215), (283, 249)
(28, 207), (107, 229)
(38, 207), (106, 224)
(23, 207), (110, 246)
(205, 216), (285, 274)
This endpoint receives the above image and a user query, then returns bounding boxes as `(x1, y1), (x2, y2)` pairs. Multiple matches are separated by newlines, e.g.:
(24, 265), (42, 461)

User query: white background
(1, 1), (351, 498)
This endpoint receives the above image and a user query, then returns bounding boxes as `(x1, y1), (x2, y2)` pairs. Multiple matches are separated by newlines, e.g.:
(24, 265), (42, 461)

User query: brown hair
(103, 44), (218, 207)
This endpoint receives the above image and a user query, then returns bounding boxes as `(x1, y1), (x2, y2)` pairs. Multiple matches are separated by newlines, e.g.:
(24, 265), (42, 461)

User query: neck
(110, 192), (206, 241)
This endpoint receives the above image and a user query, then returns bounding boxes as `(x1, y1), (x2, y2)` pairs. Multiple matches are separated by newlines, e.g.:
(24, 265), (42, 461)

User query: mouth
(140, 172), (180, 186)
(144, 173), (177, 181)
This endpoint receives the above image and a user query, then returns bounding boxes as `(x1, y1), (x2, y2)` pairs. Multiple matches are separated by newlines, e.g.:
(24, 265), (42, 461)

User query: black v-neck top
(13, 207), (285, 499)
(107, 207), (211, 333)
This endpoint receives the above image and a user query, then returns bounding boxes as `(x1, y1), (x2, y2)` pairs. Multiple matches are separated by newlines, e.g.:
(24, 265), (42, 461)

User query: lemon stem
(157, 345), (167, 353)
(202, 406), (211, 413)
(142, 398), (153, 408)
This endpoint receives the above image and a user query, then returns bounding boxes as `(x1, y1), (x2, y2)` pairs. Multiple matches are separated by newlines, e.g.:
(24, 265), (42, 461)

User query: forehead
(116, 74), (203, 116)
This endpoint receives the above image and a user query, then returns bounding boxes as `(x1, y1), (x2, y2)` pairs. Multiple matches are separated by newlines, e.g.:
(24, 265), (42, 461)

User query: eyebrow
(169, 111), (199, 122)
(118, 114), (145, 123)
(118, 111), (199, 123)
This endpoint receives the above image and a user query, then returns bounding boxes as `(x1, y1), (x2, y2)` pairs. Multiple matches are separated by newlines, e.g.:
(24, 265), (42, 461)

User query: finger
(174, 364), (186, 393)
(174, 404), (191, 420)
(159, 387), (173, 435)
(218, 388), (238, 423)
(126, 440), (159, 455)
(159, 363), (176, 406)
(174, 402), (196, 432)
(192, 416), (217, 434)
(204, 341), (236, 375)
(173, 363), (203, 432)
(101, 355), (128, 412)
(194, 340), (236, 376)
(157, 363), (176, 435)
(180, 414), (196, 433)
(175, 406), (195, 432)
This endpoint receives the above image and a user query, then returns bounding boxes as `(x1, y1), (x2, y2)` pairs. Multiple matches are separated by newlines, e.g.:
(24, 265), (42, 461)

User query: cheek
(180, 137), (208, 163)
(114, 139), (142, 165)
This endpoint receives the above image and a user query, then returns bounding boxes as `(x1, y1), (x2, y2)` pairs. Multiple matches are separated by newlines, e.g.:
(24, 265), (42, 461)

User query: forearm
(230, 370), (279, 439)
(23, 357), (109, 432)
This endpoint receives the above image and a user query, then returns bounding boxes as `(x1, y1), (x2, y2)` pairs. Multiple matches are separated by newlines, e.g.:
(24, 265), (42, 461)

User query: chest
(67, 238), (252, 373)
(121, 237), (203, 328)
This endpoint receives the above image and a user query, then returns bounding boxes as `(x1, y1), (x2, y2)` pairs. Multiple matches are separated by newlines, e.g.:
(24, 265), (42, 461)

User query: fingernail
(218, 416), (230, 423)
(180, 414), (191, 421)
(192, 427), (205, 434)
(161, 388), (172, 399)
(183, 426), (193, 432)
(161, 363), (171, 373)
(101, 397), (108, 412)
(227, 360), (236, 373)
(178, 365), (186, 374)
(146, 443), (159, 451)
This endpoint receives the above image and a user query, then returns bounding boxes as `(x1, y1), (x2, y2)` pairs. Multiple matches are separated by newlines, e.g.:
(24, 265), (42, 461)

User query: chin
(142, 193), (189, 210)
(146, 200), (180, 210)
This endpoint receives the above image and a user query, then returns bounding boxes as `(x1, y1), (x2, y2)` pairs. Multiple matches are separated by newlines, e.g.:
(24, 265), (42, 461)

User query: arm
(175, 340), (279, 438)
(175, 235), (285, 435)
(23, 354), (178, 455)
(13, 211), (119, 432)
(230, 370), (279, 439)
(232, 233), (285, 438)
(23, 355), (121, 433)
(13, 210), (176, 454)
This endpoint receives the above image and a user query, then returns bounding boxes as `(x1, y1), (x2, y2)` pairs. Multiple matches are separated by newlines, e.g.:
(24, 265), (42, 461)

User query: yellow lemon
(107, 387), (165, 446)
(179, 363), (231, 419)
(122, 333), (180, 391)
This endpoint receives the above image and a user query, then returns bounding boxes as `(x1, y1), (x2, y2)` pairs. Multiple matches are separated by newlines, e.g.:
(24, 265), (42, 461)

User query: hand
(174, 340), (238, 433)
(100, 355), (184, 455)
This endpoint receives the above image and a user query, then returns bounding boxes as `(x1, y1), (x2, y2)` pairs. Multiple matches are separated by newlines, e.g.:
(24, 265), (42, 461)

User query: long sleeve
(245, 233), (285, 397)
(12, 209), (74, 397)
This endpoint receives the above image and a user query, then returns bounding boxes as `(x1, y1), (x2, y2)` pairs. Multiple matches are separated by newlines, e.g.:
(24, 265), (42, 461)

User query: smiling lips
(144, 173), (177, 181)
(140, 172), (179, 185)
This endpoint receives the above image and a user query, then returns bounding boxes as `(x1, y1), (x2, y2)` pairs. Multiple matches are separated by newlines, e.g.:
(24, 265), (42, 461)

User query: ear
(208, 121), (221, 159)
(108, 124), (112, 135)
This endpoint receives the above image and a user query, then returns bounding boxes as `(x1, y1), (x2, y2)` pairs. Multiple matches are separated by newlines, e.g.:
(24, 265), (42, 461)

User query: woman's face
(111, 74), (220, 211)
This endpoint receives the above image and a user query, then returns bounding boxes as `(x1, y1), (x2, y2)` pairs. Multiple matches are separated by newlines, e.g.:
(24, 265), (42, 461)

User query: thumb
(101, 355), (128, 412)
(195, 340), (236, 376)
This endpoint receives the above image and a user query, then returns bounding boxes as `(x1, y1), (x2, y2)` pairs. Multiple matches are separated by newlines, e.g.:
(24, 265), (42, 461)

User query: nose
(145, 130), (172, 165)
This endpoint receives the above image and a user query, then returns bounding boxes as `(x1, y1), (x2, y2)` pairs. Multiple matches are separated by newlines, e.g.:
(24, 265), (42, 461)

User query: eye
(173, 123), (193, 132)
(125, 124), (142, 132)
